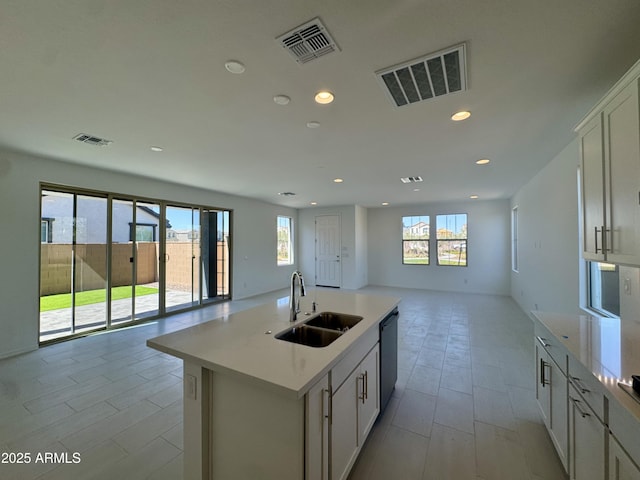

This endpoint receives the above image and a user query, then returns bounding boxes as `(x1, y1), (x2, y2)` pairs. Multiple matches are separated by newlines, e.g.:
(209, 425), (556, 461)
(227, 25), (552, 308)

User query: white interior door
(315, 215), (341, 287)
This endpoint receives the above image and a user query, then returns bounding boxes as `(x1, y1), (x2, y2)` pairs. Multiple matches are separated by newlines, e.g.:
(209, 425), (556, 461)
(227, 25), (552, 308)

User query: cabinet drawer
(567, 356), (607, 423)
(534, 322), (568, 374)
(609, 397), (640, 464)
(332, 328), (378, 391)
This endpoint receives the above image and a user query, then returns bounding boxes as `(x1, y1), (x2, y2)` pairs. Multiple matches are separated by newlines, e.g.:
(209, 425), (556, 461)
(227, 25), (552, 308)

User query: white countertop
(147, 291), (400, 399)
(531, 310), (640, 422)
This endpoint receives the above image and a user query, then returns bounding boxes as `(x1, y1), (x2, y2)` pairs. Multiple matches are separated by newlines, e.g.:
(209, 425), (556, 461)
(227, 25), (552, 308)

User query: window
(402, 215), (429, 264)
(277, 216), (293, 265)
(436, 213), (467, 266)
(129, 223), (156, 242)
(588, 262), (620, 317)
(511, 206), (519, 272)
(41, 218), (53, 243)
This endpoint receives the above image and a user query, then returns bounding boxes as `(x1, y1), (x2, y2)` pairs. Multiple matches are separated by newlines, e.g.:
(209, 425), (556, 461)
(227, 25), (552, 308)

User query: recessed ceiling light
(273, 95), (291, 105)
(306, 121), (321, 128)
(224, 60), (245, 74)
(451, 110), (471, 121)
(333, 178), (343, 183)
(310, 202), (318, 205)
(382, 202), (389, 206)
(150, 146), (163, 152)
(315, 91), (334, 104)
(470, 195), (479, 199)
(475, 158), (491, 165)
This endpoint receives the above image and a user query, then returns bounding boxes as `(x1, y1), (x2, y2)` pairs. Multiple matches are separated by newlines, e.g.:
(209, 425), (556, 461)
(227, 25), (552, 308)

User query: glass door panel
(201, 210), (230, 302)
(165, 205), (198, 311)
(74, 194), (108, 332)
(111, 199), (134, 324)
(134, 201), (160, 320)
(39, 190), (74, 341)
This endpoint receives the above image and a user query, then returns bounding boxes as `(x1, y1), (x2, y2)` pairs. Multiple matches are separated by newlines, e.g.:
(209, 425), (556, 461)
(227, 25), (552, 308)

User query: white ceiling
(2, 0), (640, 208)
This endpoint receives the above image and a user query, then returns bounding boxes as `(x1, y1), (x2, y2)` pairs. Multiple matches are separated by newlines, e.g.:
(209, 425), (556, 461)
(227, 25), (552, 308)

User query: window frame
(586, 261), (620, 318)
(41, 218), (54, 243)
(402, 215), (430, 265)
(436, 213), (468, 267)
(129, 222), (157, 242)
(277, 215), (294, 266)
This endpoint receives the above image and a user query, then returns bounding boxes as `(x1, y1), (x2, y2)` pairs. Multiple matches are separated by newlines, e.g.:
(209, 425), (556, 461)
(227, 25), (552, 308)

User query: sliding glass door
(111, 198), (160, 325)
(201, 210), (230, 302)
(165, 205), (199, 312)
(134, 201), (160, 320)
(39, 190), (108, 341)
(74, 194), (108, 332)
(40, 185), (232, 343)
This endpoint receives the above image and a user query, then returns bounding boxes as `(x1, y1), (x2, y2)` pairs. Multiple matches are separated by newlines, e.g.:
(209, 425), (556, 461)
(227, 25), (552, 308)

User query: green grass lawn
(403, 258), (429, 264)
(40, 285), (158, 312)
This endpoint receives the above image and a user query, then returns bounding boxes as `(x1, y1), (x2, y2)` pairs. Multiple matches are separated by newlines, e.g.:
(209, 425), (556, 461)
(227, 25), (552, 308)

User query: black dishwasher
(379, 308), (398, 412)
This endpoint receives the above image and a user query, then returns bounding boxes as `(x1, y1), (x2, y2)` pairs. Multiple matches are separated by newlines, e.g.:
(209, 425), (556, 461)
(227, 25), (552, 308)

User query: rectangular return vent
(73, 133), (112, 147)
(276, 17), (340, 64)
(400, 176), (423, 184)
(376, 43), (467, 107)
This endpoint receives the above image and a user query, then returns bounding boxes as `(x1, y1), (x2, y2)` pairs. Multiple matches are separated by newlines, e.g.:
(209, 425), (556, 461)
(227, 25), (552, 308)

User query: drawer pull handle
(358, 374), (366, 404)
(536, 336), (551, 348)
(571, 397), (590, 418)
(571, 376), (591, 394)
(540, 359), (551, 387)
(570, 396), (591, 418)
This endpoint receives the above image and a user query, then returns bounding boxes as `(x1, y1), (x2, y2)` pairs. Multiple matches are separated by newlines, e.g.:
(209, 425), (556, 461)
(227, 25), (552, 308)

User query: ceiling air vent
(73, 133), (113, 147)
(376, 43), (467, 108)
(276, 17), (340, 65)
(400, 176), (423, 184)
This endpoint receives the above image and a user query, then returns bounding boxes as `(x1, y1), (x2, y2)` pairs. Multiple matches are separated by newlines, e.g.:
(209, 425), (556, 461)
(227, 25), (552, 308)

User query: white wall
(354, 205), (368, 289)
(298, 205), (368, 290)
(510, 139), (581, 315)
(0, 148), (297, 358)
(366, 200), (511, 295)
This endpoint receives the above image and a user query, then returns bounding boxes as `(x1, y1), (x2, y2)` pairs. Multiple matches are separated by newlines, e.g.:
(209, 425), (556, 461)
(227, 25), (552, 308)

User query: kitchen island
(147, 290), (400, 480)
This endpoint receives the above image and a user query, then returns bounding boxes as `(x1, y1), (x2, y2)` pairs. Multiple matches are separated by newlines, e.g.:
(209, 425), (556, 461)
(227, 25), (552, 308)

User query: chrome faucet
(289, 270), (306, 322)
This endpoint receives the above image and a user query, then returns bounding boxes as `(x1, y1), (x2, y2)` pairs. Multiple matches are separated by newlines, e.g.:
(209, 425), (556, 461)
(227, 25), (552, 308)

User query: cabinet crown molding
(575, 58), (640, 133)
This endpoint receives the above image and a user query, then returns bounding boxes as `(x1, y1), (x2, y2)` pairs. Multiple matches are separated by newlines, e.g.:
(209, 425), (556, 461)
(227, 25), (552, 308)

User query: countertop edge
(147, 293), (400, 400)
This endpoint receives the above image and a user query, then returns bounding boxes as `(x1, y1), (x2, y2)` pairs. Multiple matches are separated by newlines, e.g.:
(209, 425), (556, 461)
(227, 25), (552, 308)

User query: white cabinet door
(535, 340), (568, 472)
(535, 342), (551, 425)
(568, 383), (605, 480)
(610, 434), (640, 480)
(331, 367), (360, 480)
(306, 374), (329, 480)
(358, 344), (379, 444)
(604, 80), (640, 265)
(549, 353), (568, 472)
(580, 113), (606, 261)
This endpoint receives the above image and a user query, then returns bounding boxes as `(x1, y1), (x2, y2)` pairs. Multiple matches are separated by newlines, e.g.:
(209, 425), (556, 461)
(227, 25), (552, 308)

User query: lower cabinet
(610, 434), (640, 480)
(568, 382), (605, 480)
(331, 344), (380, 480)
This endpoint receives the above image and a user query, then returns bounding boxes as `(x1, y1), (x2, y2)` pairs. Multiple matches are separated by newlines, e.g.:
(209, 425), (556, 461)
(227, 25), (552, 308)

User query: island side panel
(209, 369), (305, 479)
(183, 361), (210, 480)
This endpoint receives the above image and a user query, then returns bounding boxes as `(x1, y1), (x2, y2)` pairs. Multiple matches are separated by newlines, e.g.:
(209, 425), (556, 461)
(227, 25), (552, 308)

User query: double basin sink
(275, 312), (363, 348)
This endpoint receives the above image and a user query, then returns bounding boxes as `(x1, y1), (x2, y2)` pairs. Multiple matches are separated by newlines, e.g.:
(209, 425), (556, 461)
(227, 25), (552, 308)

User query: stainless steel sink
(275, 324), (343, 348)
(304, 311), (363, 332)
(275, 311), (363, 347)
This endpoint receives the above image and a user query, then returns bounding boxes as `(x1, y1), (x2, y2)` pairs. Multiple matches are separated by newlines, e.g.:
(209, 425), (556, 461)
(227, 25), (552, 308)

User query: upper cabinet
(577, 61), (640, 266)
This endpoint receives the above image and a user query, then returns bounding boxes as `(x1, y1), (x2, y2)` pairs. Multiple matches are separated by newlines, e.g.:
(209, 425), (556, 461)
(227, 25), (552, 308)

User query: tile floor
(0, 287), (567, 479)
